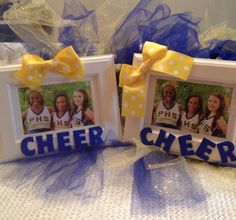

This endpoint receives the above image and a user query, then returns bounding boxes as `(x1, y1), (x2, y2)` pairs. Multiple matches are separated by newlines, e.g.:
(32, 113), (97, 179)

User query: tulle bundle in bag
(58, 0), (99, 57)
(111, 1), (202, 64)
(3, 0), (64, 58)
(131, 151), (207, 213)
(111, 0), (236, 64)
(58, 0), (140, 56)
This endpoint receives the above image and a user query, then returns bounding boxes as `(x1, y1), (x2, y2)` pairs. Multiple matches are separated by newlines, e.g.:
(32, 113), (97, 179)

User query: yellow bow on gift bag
(119, 41), (194, 118)
(14, 46), (84, 90)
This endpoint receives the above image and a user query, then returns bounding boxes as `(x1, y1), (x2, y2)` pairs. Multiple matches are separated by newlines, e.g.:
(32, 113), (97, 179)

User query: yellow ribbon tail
(120, 63), (147, 117)
(121, 84), (146, 118)
(119, 64), (144, 87)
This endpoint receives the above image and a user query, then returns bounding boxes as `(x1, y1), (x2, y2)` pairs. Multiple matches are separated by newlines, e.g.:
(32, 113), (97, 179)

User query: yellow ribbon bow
(14, 46), (84, 90)
(119, 41), (194, 118)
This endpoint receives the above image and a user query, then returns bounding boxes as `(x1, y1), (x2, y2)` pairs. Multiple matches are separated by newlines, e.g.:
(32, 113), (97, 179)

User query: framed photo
(0, 54), (121, 161)
(124, 54), (236, 164)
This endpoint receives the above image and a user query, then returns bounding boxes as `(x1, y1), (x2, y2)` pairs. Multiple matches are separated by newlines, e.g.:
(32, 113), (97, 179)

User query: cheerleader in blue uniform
(71, 89), (94, 127)
(199, 93), (227, 138)
(22, 90), (52, 134)
(181, 95), (203, 133)
(52, 94), (72, 130)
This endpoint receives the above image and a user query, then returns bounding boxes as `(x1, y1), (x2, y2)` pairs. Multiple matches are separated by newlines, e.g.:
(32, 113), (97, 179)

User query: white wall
(46, 0), (64, 15)
(160, 0), (236, 27)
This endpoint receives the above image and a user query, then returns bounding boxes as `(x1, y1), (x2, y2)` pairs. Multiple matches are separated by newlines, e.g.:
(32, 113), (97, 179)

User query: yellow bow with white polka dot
(14, 46), (84, 90)
(119, 41), (194, 118)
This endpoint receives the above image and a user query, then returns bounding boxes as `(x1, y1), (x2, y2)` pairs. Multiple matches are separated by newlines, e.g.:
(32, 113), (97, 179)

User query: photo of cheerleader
(52, 93), (72, 130)
(22, 90), (52, 134)
(199, 93), (228, 138)
(71, 89), (95, 127)
(152, 83), (182, 129)
(181, 95), (203, 133)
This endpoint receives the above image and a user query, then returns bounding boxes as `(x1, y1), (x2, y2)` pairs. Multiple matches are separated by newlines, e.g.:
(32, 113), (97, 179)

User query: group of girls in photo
(22, 89), (94, 134)
(153, 83), (228, 138)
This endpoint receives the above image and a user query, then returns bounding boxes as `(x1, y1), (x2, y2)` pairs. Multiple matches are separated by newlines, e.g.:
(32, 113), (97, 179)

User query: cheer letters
(21, 126), (104, 156)
(140, 127), (236, 163)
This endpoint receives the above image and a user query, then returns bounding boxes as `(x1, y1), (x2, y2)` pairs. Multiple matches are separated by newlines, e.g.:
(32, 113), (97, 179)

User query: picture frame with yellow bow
(0, 52), (121, 161)
(122, 43), (236, 165)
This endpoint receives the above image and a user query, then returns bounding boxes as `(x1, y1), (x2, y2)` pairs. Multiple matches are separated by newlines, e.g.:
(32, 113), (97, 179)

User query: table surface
(0, 152), (236, 220)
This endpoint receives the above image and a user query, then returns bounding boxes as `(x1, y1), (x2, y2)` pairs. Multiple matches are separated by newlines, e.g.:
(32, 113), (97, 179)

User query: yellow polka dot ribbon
(119, 41), (194, 118)
(14, 46), (84, 90)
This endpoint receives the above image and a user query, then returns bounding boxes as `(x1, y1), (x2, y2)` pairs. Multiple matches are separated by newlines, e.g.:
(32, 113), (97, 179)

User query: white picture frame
(124, 53), (236, 164)
(0, 54), (121, 161)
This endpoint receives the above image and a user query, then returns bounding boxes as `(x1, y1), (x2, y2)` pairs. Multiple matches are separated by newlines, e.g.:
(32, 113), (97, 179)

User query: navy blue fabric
(0, 1), (22, 42)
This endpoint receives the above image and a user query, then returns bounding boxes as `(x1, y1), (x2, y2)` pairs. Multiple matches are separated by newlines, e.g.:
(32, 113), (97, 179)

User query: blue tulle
(131, 151), (207, 213)
(111, 0), (236, 64)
